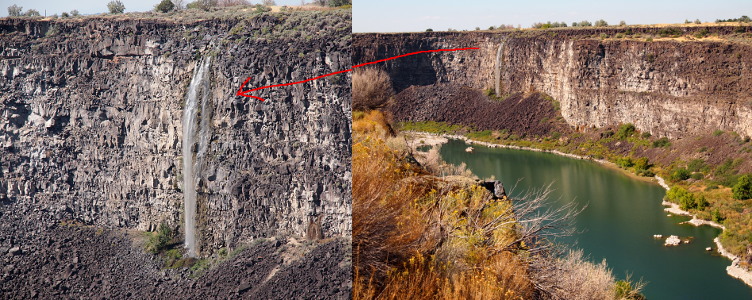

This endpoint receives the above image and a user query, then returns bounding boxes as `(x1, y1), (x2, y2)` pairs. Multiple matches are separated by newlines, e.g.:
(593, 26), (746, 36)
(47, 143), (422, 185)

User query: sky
(354, 0), (752, 32)
(0, 0), (304, 17)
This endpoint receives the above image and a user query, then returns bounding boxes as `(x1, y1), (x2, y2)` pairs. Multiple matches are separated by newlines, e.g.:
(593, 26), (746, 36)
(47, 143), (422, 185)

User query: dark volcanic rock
(0, 10), (352, 299)
(353, 28), (752, 138)
(0, 202), (351, 299)
(391, 83), (567, 136)
(0, 11), (351, 254)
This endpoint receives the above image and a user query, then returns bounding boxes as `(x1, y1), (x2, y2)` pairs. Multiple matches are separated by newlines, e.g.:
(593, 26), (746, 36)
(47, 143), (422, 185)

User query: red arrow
(236, 47), (479, 101)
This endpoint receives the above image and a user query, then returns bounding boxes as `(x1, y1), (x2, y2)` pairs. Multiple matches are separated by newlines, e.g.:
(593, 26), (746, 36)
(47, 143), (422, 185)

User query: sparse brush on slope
(353, 68), (394, 111)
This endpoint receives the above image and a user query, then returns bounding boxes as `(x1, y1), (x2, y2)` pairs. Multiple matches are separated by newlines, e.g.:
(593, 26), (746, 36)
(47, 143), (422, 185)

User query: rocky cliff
(353, 26), (752, 138)
(0, 10), (351, 256)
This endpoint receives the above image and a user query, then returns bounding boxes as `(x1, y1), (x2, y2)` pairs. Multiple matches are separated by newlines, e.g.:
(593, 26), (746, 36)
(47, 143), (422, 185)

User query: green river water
(438, 138), (752, 299)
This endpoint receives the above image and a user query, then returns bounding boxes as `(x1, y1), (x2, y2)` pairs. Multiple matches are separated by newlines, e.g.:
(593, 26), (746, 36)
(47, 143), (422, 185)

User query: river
(438, 138), (752, 299)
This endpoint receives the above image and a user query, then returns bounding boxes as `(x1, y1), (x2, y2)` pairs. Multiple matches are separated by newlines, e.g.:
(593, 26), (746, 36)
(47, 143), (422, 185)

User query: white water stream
(182, 58), (211, 257)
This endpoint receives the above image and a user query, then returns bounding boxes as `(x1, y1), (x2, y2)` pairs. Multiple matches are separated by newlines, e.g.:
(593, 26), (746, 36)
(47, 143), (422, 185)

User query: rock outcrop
(353, 27), (752, 138)
(0, 10), (351, 256)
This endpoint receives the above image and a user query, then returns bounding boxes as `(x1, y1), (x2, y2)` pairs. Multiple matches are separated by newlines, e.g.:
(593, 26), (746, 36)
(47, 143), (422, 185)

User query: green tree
(732, 174), (752, 200)
(24, 9), (40, 16)
(71, 9), (80, 16)
(7, 4), (22, 16)
(670, 167), (691, 182)
(695, 195), (709, 210)
(155, 0), (175, 12)
(107, 0), (125, 14)
(667, 187), (696, 210)
(594, 19), (608, 27)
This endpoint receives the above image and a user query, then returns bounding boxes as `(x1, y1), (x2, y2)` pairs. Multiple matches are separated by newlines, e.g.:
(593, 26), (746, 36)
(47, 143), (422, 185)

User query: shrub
(254, 4), (271, 12)
(619, 20), (627, 26)
(669, 167), (691, 182)
(694, 28), (710, 38)
(713, 129), (724, 136)
(641, 132), (651, 138)
(107, 0), (126, 14)
(616, 123), (636, 139)
(616, 157), (635, 169)
(61, 12), (70, 18)
(690, 172), (704, 180)
(711, 208), (725, 223)
(658, 28), (682, 37)
(695, 195), (709, 210)
(7, 4), (22, 16)
(694, 19), (702, 24)
(594, 19), (608, 27)
(732, 174), (752, 200)
(262, 0), (276, 5)
(353, 68), (394, 111)
(687, 159), (706, 172)
(70, 10), (80, 16)
(146, 223), (173, 254)
(652, 137), (670, 148)
(426, 28), (433, 32)
(155, 0), (175, 12)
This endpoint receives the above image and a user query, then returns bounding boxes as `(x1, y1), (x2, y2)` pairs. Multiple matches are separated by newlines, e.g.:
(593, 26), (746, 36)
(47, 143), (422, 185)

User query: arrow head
(236, 77), (266, 102)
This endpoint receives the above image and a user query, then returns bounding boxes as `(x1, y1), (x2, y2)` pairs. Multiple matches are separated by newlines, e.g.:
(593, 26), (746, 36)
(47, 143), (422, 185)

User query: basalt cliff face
(0, 11), (351, 256)
(353, 27), (752, 138)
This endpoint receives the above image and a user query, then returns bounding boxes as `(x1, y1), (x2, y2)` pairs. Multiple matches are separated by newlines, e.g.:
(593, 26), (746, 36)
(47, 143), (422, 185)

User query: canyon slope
(354, 26), (752, 139)
(0, 9), (351, 297)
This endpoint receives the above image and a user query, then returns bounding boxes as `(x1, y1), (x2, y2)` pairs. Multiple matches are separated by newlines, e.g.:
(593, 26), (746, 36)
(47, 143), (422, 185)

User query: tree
(425, 28), (433, 32)
(594, 19), (608, 27)
(24, 9), (40, 17)
(327, 0), (350, 6)
(262, 0), (276, 5)
(694, 19), (702, 24)
(107, 0), (125, 14)
(619, 20), (627, 26)
(155, 0), (175, 12)
(741, 15), (751, 23)
(732, 174), (752, 200)
(7, 4), (22, 16)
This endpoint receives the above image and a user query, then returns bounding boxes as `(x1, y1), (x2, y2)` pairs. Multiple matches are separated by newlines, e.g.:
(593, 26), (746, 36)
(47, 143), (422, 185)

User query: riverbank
(404, 130), (752, 288)
(405, 131), (659, 184)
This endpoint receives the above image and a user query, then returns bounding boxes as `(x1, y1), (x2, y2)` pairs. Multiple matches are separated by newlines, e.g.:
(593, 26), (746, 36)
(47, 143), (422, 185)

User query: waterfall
(495, 41), (505, 96)
(182, 57), (211, 257)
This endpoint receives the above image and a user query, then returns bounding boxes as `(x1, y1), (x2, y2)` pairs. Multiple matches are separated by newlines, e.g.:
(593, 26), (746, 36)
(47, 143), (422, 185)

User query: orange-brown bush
(353, 68), (394, 111)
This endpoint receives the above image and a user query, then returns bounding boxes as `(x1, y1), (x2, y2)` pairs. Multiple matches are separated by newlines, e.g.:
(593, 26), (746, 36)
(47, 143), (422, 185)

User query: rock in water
(665, 235), (681, 246)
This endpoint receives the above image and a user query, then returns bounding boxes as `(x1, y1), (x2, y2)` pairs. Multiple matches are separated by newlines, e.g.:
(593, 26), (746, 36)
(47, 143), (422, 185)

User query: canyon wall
(353, 26), (752, 138)
(0, 11), (351, 255)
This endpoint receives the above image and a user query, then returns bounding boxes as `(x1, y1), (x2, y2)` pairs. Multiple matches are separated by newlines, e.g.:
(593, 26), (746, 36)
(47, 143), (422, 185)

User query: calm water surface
(439, 139), (752, 299)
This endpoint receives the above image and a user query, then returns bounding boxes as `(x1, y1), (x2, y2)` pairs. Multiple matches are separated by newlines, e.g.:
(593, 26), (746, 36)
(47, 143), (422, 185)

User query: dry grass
(353, 68), (394, 111)
(353, 111), (534, 299)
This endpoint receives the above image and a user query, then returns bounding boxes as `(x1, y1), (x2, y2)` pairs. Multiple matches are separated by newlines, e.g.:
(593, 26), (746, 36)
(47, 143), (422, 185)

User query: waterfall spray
(182, 57), (211, 257)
